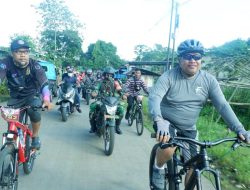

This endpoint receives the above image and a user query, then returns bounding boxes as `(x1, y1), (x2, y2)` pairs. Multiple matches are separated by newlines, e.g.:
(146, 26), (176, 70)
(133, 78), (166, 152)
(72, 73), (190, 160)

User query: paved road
(0, 99), (215, 190)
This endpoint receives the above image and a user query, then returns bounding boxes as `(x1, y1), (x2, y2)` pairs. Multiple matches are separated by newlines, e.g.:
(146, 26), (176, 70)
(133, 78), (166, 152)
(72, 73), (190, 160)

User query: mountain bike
(0, 105), (40, 189)
(127, 95), (144, 136)
(149, 134), (247, 190)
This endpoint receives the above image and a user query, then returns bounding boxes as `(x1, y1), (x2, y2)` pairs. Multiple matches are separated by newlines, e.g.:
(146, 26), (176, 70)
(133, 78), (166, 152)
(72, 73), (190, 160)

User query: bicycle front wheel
(149, 144), (176, 190)
(135, 110), (144, 136)
(0, 144), (18, 190)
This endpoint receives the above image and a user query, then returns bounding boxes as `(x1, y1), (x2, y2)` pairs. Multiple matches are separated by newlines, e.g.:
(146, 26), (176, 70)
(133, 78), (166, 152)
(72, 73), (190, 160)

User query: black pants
(126, 95), (136, 115)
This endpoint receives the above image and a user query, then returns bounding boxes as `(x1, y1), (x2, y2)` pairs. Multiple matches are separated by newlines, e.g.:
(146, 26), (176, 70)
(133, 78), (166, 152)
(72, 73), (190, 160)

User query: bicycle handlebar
(151, 132), (242, 150)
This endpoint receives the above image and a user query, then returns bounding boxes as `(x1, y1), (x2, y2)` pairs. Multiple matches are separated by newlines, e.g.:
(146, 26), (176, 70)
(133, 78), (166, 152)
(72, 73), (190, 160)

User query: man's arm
(209, 77), (245, 134)
(140, 79), (149, 94)
(148, 72), (170, 121)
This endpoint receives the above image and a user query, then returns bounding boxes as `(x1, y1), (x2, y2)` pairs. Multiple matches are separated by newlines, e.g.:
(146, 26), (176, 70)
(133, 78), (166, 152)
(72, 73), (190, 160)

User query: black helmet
(10, 39), (30, 52)
(103, 66), (116, 75)
(177, 39), (204, 57)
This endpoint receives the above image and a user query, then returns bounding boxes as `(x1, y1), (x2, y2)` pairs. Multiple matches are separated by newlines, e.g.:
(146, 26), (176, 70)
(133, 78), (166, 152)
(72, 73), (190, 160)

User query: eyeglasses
(14, 50), (29, 55)
(182, 54), (202, 61)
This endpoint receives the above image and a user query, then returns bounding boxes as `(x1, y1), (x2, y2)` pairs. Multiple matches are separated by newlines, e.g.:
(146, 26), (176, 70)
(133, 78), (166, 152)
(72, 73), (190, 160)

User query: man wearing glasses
(0, 39), (53, 150)
(148, 39), (250, 190)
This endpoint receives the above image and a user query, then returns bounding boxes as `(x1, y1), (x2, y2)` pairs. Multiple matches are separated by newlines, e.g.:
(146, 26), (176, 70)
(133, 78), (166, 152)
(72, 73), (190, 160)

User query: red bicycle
(0, 105), (39, 190)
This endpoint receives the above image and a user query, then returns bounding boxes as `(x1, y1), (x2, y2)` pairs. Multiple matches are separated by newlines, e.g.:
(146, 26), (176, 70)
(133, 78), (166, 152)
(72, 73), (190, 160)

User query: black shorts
(169, 126), (198, 162)
(7, 95), (42, 123)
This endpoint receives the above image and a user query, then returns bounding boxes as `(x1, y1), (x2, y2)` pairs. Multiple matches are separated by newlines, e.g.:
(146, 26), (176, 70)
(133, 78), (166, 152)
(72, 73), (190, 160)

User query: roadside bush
(0, 81), (9, 102)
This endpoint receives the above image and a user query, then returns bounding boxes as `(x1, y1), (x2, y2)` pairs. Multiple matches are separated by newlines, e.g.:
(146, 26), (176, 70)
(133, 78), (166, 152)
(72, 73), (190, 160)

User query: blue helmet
(177, 39), (204, 57)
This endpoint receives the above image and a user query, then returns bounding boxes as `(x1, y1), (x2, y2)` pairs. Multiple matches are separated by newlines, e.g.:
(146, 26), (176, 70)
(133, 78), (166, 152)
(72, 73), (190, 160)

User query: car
(38, 60), (59, 99)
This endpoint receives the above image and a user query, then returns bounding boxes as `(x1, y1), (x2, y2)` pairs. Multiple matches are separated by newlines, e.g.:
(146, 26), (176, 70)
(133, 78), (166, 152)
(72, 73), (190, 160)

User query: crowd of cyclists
(0, 38), (249, 190)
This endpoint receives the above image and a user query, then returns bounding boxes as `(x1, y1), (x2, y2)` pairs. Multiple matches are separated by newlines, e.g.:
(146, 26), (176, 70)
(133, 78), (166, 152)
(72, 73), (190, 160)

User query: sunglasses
(182, 54), (202, 61)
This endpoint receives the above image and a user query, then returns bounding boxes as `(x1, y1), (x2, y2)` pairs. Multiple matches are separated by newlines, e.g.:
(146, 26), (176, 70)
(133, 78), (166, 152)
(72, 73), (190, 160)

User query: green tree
(134, 44), (168, 61)
(40, 29), (82, 67)
(34, 0), (84, 67)
(83, 40), (125, 70)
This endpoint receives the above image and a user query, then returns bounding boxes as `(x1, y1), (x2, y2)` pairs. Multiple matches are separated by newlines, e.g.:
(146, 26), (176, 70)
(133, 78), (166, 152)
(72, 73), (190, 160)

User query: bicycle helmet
(177, 39), (205, 57)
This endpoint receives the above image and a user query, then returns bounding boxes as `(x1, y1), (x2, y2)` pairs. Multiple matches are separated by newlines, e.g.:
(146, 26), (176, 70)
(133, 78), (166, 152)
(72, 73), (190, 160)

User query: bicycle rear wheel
(135, 110), (144, 136)
(149, 144), (176, 190)
(0, 144), (18, 190)
(23, 125), (36, 174)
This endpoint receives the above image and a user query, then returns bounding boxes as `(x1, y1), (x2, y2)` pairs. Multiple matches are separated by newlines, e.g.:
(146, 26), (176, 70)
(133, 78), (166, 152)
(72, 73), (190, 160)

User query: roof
(124, 68), (160, 77)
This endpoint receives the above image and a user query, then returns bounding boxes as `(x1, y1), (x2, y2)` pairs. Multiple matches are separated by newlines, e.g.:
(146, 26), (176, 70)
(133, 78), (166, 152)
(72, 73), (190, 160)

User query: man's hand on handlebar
(156, 119), (171, 143)
(238, 129), (250, 144)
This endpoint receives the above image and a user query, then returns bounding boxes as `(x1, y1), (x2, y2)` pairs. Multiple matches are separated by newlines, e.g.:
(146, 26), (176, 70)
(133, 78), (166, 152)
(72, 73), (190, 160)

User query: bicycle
(127, 95), (144, 136)
(0, 105), (40, 189)
(149, 134), (247, 190)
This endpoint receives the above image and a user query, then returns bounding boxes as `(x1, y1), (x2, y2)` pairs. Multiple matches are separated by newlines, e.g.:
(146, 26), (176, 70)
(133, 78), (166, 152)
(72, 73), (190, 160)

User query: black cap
(10, 39), (30, 52)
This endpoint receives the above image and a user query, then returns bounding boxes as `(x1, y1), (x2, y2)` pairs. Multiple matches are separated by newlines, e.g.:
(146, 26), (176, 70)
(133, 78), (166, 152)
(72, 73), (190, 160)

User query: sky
(0, 0), (250, 60)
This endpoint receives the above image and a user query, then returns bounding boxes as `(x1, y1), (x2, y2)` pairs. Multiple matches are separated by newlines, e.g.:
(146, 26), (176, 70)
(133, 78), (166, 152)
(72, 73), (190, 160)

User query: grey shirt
(148, 66), (244, 133)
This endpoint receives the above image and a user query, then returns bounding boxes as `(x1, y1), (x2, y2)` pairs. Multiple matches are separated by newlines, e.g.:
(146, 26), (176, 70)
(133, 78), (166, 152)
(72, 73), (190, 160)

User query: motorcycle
(56, 83), (76, 122)
(90, 96), (119, 156)
(82, 83), (92, 105)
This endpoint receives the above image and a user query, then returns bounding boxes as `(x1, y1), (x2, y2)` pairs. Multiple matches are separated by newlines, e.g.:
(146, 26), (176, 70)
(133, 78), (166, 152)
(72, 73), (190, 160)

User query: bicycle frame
(130, 96), (143, 118)
(1, 106), (33, 163)
(159, 137), (241, 190)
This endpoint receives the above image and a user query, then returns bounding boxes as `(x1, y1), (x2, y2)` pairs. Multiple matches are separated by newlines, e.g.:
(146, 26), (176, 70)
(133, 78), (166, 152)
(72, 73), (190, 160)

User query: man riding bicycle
(124, 68), (149, 120)
(148, 39), (250, 190)
(0, 39), (53, 150)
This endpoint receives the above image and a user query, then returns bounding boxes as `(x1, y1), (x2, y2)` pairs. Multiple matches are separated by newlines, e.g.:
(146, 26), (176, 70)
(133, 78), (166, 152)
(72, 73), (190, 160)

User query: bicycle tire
(184, 171), (198, 190)
(149, 144), (176, 190)
(127, 105), (134, 126)
(103, 126), (115, 156)
(135, 109), (144, 136)
(23, 125), (36, 174)
(0, 144), (18, 190)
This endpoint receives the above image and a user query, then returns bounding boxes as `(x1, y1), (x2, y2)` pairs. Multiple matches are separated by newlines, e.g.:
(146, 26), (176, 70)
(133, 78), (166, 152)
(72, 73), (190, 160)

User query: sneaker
(31, 137), (41, 150)
(125, 112), (129, 120)
(89, 128), (96, 133)
(151, 165), (165, 190)
(115, 126), (123, 135)
(76, 106), (82, 113)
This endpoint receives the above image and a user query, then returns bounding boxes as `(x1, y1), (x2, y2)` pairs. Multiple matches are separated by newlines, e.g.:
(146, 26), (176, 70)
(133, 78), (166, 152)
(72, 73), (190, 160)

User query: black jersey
(0, 56), (48, 98)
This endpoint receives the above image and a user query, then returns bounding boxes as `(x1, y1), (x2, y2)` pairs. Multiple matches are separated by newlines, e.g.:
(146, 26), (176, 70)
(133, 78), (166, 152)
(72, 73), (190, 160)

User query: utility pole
(166, 0), (175, 71)
(166, 0), (179, 71)
(171, 2), (179, 69)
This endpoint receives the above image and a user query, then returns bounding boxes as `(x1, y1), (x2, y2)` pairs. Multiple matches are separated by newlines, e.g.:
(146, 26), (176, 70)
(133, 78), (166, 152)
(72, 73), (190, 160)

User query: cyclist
(89, 66), (125, 134)
(61, 66), (82, 113)
(148, 39), (250, 190)
(124, 68), (149, 120)
(0, 39), (53, 150)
